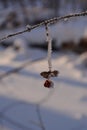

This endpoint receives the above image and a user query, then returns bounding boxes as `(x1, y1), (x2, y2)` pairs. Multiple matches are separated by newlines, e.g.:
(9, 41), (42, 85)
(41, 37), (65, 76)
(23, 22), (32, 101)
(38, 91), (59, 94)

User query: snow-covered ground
(0, 45), (87, 130)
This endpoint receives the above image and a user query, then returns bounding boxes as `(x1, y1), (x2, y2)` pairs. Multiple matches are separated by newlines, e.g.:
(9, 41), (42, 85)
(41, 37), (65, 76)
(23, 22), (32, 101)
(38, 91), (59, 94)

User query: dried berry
(44, 80), (54, 88)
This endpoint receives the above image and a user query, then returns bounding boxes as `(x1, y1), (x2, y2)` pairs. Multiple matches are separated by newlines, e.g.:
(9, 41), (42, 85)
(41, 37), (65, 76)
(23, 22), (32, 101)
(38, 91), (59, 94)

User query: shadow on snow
(0, 95), (87, 130)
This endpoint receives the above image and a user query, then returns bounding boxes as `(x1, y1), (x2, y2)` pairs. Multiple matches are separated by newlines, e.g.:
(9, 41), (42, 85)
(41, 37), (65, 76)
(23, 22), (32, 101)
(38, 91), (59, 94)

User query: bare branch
(0, 11), (87, 42)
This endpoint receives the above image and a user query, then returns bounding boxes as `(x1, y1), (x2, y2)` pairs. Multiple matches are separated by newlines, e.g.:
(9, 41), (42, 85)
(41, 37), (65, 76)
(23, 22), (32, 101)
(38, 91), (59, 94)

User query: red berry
(44, 80), (54, 88)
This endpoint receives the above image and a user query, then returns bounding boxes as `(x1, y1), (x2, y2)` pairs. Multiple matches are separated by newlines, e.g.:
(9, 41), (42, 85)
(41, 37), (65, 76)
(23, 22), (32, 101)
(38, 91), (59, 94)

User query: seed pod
(40, 70), (59, 79)
(51, 70), (59, 77)
(40, 71), (49, 79)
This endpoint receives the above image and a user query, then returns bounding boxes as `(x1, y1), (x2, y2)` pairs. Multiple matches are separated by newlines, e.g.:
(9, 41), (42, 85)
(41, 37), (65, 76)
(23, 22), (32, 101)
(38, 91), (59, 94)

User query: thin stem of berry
(45, 24), (52, 72)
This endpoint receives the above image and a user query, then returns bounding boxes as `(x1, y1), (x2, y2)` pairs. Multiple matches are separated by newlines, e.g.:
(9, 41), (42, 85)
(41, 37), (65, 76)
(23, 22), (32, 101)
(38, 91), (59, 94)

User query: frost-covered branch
(45, 24), (52, 72)
(0, 11), (87, 42)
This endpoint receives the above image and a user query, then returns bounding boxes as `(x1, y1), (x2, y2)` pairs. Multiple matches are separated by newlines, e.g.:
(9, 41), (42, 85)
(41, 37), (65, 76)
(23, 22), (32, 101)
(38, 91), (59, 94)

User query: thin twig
(36, 88), (55, 130)
(0, 11), (87, 42)
(36, 105), (45, 130)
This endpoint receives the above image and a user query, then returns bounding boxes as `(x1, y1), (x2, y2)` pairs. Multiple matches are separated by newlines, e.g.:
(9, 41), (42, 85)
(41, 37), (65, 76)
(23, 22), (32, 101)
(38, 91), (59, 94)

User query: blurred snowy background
(0, 0), (87, 130)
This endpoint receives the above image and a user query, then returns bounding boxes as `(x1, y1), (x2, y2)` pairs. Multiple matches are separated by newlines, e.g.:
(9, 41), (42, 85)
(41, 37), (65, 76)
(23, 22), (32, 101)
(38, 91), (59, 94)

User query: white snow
(0, 45), (87, 130)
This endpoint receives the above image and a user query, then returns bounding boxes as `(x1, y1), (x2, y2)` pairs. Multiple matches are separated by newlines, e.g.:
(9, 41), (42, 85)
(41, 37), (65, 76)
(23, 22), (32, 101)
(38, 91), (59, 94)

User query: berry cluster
(40, 70), (59, 88)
